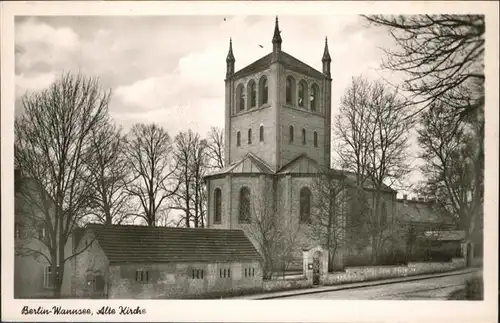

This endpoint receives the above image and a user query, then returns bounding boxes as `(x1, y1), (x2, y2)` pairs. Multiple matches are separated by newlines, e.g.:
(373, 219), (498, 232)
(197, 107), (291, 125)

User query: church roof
(205, 153), (273, 178)
(232, 51), (325, 80)
(84, 224), (262, 264)
(278, 154), (338, 176)
(337, 170), (397, 193)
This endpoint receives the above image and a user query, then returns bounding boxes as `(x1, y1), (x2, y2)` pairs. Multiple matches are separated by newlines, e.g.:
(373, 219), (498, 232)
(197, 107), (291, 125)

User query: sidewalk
(229, 268), (480, 299)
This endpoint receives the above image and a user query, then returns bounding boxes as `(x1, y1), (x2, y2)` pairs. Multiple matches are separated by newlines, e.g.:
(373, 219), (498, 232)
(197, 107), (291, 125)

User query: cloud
(15, 15), (401, 134)
(15, 72), (56, 98)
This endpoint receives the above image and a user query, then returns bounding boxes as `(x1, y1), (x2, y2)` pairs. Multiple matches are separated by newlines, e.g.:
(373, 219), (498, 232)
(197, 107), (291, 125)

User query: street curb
(252, 268), (481, 300)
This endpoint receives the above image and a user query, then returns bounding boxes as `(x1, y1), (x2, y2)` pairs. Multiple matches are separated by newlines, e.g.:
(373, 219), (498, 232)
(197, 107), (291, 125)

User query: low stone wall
(323, 258), (465, 286)
(263, 278), (312, 292)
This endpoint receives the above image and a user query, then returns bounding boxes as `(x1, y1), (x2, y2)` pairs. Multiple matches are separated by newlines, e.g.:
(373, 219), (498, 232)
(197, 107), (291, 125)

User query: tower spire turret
(226, 38), (235, 78)
(272, 16), (282, 53)
(322, 37), (331, 77)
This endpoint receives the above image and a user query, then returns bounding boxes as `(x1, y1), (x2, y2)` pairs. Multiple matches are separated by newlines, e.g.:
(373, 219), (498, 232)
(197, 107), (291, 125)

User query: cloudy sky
(15, 15), (402, 134)
(14, 14), (421, 191)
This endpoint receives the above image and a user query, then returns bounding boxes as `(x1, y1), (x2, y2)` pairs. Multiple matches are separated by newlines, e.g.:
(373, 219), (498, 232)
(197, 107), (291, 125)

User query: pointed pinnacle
(226, 37), (235, 62)
(322, 36), (331, 62)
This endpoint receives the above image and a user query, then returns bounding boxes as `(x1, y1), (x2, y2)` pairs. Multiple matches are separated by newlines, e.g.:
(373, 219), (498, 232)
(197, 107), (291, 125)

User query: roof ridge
(86, 223), (245, 232)
(246, 152), (274, 173)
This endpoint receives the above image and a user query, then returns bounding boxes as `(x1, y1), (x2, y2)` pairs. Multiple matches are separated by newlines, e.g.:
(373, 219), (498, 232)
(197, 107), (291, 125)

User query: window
(314, 131), (318, 147)
(43, 266), (53, 289)
(244, 267), (256, 277)
(214, 188), (222, 223)
(239, 187), (251, 223)
(135, 270), (149, 282)
(248, 80), (257, 109)
(236, 131), (241, 147)
(289, 126), (294, 143)
(220, 268), (231, 278)
(302, 128), (306, 145)
(298, 80), (308, 108)
(237, 84), (245, 112)
(299, 187), (312, 223)
(15, 223), (27, 239)
(310, 84), (319, 112)
(37, 227), (45, 240)
(15, 223), (21, 239)
(259, 76), (268, 105)
(285, 76), (295, 105)
(87, 274), (105, 292)
(259, 126), (264, 142)
(191, 269), (204, 280)
(247, 128), (252, 144)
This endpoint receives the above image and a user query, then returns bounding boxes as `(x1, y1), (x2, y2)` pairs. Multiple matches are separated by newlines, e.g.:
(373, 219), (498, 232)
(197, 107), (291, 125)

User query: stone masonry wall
(278, 67), (329, 169)
(229, 68), (278, 168)
(263, 278), (311, 292)
(323, 258), (466, 286)
(107, 260), (262, 299)
(69, 231), (110, 298)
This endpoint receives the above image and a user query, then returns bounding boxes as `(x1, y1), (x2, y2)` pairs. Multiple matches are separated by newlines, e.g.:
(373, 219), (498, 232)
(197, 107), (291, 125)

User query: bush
(465, 276), (483, 300)
(344, 253), (372, 267)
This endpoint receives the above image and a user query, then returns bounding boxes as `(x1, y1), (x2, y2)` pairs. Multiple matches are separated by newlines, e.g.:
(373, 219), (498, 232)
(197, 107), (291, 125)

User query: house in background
(394, 196), (465, 262)
(14, 168), (55, 298)
(67, 224), (262, 299)
(14, 168), (82, 298)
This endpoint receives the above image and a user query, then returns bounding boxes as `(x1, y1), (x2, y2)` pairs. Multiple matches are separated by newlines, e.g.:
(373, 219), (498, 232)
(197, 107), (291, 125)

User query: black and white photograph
(1, 1), (498, 322)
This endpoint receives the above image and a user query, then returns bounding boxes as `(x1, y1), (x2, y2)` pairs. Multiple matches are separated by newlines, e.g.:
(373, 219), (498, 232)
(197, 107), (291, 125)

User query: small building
(69, 224), (263, 299)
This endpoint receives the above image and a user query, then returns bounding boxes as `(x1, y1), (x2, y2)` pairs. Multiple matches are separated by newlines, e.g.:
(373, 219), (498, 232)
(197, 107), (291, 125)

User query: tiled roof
(204, 153), (273, 178)
(424, 230), (465, 241)
(337, 170), (396, 193)
(232, 51), (325, 79)
(233, 53), (273, 79)
(86, 224), (262, 264)
(396, 200), (449, 224)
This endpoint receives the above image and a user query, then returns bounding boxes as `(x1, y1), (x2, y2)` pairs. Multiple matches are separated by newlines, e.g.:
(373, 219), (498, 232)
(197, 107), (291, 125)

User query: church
(204, 17), (397, 271)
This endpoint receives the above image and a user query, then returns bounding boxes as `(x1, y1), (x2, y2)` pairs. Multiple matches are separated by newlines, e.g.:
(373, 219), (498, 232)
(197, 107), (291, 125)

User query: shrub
(344, 253), (372, 267)
(465, 276), (483, 300)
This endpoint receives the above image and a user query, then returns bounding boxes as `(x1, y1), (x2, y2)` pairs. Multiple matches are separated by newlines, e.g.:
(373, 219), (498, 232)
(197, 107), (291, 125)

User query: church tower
(223, 17), (332, 171)
(206, 17), (333, 239)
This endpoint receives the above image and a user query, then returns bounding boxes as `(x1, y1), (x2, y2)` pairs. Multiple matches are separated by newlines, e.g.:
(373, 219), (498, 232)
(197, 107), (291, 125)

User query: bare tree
(205, 126), (225, 170)
(245, 189), (302, 280)
(363, 14), (484, 120)
(417, 101), (483, 264)
(365, 80), (414, 263)
(84, 120), (131, 225)
(171, 130), (209, 228)
(125, 123), (178, 226)
(334, 76), (413, 264)
(190, 137), (208, 228)
(309, 171), (347, 272)
(14, 72), (110, 296)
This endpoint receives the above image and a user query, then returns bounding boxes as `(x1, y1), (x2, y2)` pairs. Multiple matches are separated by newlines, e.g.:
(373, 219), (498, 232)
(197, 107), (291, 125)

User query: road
(279, 271), (481, 300)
